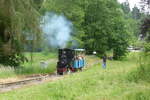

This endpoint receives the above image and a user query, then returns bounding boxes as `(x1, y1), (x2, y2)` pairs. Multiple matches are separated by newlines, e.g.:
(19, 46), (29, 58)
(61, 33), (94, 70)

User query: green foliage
(141, 17), (150, 42)
(0, 0), (42, 67)
(132, 6), (141, 20)
(111, 16), (129, 59)
(121, 0), (146, 49)
(144, 43), (150, 52)
(42, 0), (130, 59)
(83, 0), (129, 58)
(121, 0), (130, 15)
(128, 50), (150, 82)
(83, 0), (110, 54)
(121, 1), (142, 44)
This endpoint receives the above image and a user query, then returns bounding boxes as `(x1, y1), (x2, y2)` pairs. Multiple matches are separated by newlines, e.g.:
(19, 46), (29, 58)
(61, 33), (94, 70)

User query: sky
(117, 0), (141, 9)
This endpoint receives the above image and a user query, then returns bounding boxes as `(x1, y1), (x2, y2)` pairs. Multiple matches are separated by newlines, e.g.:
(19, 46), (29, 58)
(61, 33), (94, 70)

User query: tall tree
(121, 0), (130, 14)
(83, 0), (129, 59)
(132, 5), (141, 20)
(141, 17), (150, 42)
(140, 0), (150, 42)
(43, 0), (130, 59)
(140, 0), (150, 11)
(0, 0), (41, 66)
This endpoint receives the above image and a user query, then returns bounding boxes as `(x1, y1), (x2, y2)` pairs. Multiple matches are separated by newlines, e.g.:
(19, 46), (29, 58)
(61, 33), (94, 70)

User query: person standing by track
(102, 54), (107, 69)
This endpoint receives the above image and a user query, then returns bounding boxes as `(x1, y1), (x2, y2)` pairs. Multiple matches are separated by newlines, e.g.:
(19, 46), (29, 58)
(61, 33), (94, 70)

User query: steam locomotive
(57, 48), (85, 75)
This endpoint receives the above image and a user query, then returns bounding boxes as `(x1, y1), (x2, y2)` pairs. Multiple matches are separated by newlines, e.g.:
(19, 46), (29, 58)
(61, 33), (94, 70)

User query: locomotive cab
(57, 48), (85, 75)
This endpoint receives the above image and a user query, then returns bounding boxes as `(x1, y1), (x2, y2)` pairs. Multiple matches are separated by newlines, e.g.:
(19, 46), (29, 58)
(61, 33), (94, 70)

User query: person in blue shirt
(102, 54), (107, 69)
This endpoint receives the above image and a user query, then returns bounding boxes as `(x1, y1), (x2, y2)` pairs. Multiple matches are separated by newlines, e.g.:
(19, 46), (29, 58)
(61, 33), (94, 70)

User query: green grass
(0, 52), (57, 79)
(0, 53), (150, 100)
(0, 67), (17, 78)
(127, 52), (150, 82)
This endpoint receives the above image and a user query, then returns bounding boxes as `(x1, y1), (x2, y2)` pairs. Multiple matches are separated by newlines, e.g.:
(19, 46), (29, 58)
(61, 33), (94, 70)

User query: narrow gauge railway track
(0, 61), (100, 93)
(0, 74), (59, 93)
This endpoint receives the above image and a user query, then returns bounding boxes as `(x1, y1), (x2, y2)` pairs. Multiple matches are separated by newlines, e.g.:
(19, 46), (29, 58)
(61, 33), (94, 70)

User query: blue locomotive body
(57, 49), (85, 75)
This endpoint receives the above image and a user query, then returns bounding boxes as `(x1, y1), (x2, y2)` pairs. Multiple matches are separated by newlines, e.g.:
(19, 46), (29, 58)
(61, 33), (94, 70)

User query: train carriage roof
(59, 48), (85, 51)
(74, 49), (85, 51)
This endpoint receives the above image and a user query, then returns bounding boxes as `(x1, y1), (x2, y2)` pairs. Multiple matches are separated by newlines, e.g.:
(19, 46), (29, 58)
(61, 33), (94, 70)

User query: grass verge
(0, 52), (57, 79)
(0, 53), (150, 100)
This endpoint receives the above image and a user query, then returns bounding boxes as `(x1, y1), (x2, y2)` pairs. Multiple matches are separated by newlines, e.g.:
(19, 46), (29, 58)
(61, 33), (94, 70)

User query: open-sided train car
(57, 48), (85, 75)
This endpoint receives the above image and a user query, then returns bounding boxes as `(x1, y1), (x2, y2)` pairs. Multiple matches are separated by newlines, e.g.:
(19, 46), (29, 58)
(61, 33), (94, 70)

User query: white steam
(41, 12), (73, 48)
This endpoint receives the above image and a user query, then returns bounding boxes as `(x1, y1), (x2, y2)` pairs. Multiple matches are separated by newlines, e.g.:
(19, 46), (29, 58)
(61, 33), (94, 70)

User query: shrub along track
(0, 56), (100, 93)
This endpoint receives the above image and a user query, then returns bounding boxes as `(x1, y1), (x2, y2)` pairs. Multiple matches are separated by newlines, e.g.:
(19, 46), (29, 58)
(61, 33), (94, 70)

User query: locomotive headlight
(93, 51), (97, 55)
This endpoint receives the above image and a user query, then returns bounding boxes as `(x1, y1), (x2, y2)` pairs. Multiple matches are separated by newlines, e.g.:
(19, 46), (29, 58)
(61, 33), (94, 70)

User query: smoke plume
(41, 12), (73, 48)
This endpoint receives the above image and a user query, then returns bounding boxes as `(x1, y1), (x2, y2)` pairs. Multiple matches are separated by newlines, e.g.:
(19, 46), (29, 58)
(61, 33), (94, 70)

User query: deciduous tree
(0, 0), (41, 66)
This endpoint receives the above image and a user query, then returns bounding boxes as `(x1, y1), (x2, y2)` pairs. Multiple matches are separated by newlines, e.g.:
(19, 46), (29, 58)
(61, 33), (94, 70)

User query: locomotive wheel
(79, 68), (82, 71)
(58, 72), (63, 75)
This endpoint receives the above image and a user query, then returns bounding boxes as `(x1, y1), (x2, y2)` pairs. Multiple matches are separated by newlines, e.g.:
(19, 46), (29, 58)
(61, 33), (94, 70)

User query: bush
(128, 44), (150, 82)
(0, 53), (28, 67)
(144, 43), (150, 53)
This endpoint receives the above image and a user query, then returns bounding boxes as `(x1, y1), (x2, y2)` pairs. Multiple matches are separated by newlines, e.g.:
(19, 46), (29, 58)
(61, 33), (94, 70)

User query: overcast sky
(117, 0), (141, 9)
